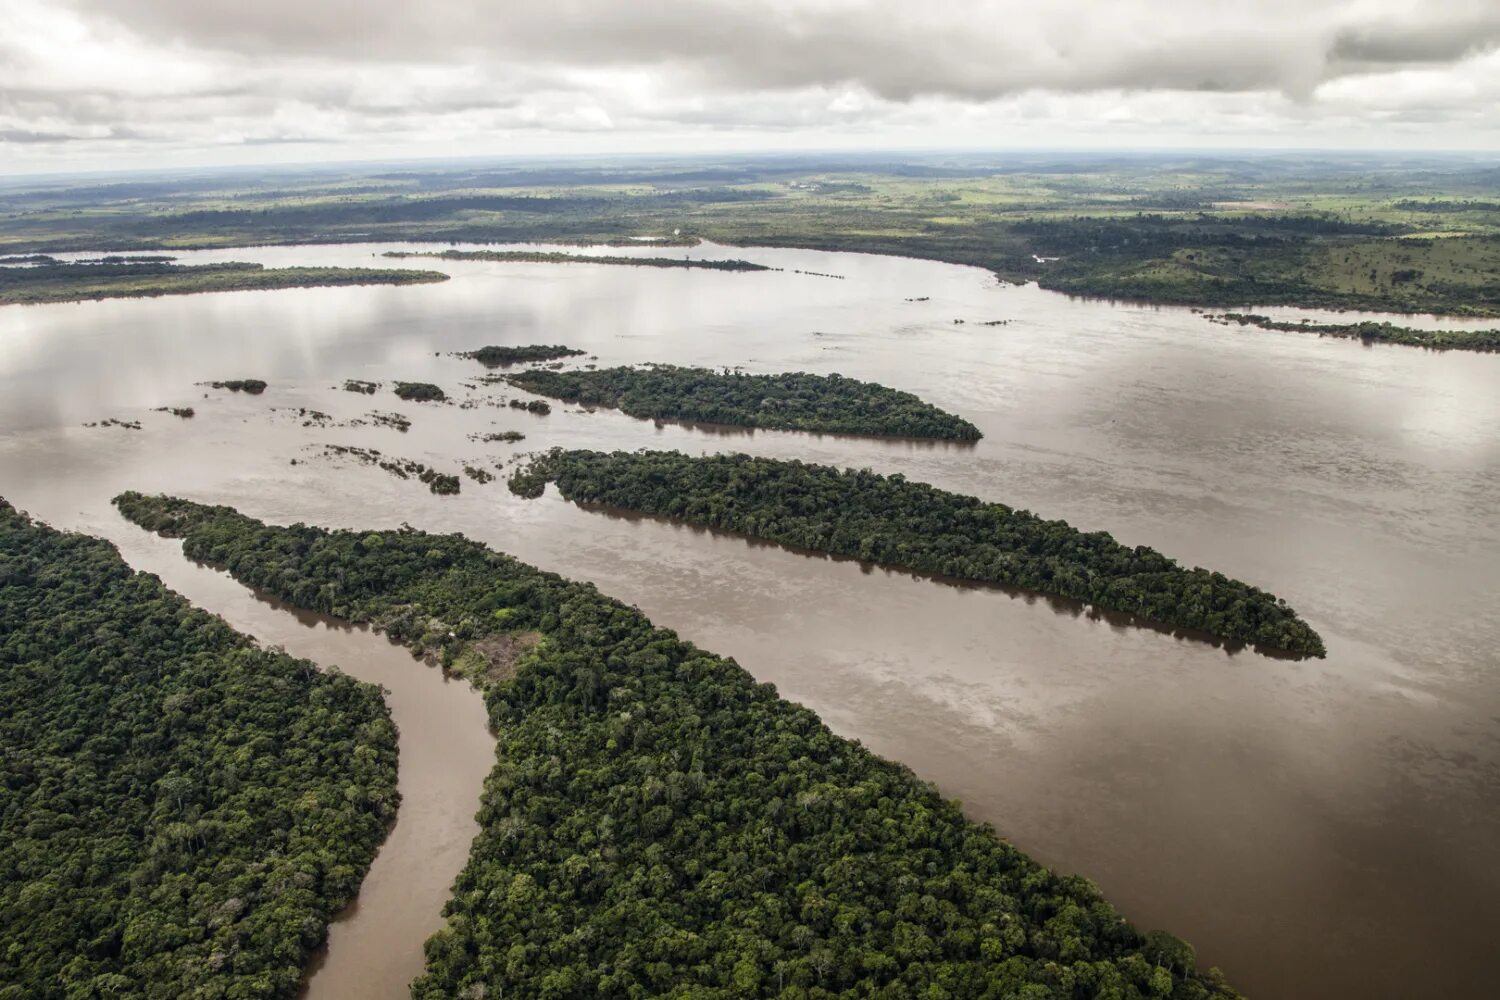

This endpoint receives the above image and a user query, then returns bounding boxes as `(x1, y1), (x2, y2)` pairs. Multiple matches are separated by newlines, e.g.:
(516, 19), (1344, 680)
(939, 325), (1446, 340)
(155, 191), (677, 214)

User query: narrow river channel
(108, 523), (495, 1000)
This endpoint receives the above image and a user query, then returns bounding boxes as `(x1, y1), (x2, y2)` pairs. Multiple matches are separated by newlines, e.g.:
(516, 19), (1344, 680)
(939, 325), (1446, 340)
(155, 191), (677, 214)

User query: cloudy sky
(3, 0), (1499, 173)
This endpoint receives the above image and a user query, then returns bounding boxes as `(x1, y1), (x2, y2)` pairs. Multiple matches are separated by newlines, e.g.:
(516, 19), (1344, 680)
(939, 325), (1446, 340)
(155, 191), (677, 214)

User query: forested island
(383, 249), (770, 271)
(207, 378), (268, 394)
(393, 381), (446, 402)
(1207, 312), (1500, 351)
(509, 450), (1326, 657)
(114, 492), (1240, 999)
(0, 259), (448, 305)
(0, 500), (398, 998)
(458, 344), (584, 367)
(507, 366), (983, 440)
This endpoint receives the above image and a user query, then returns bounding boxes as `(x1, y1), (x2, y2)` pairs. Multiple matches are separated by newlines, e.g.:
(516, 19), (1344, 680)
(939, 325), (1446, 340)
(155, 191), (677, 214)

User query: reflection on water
(575, 499), (1295, 659)
(2, 241), (1498, 1000)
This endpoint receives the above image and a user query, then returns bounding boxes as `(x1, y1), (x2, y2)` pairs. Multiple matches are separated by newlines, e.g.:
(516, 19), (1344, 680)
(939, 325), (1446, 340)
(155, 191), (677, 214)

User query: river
(1, 241), (1496, 999)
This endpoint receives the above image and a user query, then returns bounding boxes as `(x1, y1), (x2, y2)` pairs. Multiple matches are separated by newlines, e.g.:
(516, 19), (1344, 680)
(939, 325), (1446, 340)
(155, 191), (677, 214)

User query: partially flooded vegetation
(315, 444), (461, 494)
(1208, 312), (1500, 351)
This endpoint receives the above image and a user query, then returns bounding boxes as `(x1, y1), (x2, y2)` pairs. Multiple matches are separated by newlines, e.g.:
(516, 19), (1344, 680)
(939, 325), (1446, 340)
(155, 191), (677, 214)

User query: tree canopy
(115, 491), (1241, 1000)
(507, 365), (983, 440)
(509, 449), (1325, 658)
(0, 500), (398, 999)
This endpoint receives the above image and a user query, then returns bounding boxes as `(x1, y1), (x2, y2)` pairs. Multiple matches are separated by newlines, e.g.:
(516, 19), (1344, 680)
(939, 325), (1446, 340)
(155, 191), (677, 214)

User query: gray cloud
(2, 0), (1498, 168)
(63, 0), (1500, 98)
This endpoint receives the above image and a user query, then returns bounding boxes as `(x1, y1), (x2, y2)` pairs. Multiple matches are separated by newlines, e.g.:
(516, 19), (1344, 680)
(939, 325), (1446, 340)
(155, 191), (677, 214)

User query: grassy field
(2, 152), (1498, 314)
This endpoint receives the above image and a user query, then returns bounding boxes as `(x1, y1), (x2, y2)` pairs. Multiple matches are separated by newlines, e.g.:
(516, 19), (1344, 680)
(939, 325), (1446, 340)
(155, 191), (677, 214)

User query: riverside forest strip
(1207, 312), (1500, 351)
(509, 450), (1326, 658)
(507, 366), (984, 441)
(0, 500), (398, 1000)
(0, 260), (448, 306)
(115, 492), (1242, 1000)
(382, 249), (770, 271)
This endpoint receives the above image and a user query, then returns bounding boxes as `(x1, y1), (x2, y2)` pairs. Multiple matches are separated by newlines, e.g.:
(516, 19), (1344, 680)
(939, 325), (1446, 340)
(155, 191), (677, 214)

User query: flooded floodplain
(1, 242), (1497, 999)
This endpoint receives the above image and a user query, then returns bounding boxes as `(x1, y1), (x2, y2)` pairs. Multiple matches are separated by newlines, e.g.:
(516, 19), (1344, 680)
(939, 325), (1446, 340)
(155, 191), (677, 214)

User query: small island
(509, 449), (1326, 658)
(457, 344), (585, 367)
(506, 365), (983, 440)
(1208, 312), (1500, 352)
(393, 381), (447, 402)
(207, 378), (267, 394)
(383, 249), (770, 271)
(0, 259), (449, 306)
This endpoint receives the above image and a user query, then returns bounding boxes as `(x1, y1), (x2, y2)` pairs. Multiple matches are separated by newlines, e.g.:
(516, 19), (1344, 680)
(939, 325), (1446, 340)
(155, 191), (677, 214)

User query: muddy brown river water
(1, 242), (1497, 999)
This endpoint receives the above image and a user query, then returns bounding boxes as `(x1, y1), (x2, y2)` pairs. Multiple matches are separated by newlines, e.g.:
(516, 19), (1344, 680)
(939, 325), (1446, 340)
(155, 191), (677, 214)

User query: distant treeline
(1393, 199), (1500, 213)
(508, 365), (983, 440)
(1209, 313), (1500, 352)
(115, 492), (1241, 1000)
(0, 260), (447, 306)
(509, 449), (1326, 658)
(138, 189), (775, 231)
(385, 249), (770, 271)
(0, 500), (398, 998)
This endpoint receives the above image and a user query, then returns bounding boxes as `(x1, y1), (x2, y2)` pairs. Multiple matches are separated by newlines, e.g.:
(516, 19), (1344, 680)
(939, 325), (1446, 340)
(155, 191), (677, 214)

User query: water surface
(2, 241), (1496, 1000)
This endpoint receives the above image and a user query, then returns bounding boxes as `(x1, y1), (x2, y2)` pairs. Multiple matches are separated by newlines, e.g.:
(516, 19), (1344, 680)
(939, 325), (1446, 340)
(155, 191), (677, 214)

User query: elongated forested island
(0, 259), (449, 306)
(0, 500), (398, 999)
(458, 343), (585, 367)
(1207, 312), (1500, 352)
(509, 450), (1326, 657)
(114, 492), (1240, 999)
(383, 249), (770, 271)
(507, 365), (983, 440)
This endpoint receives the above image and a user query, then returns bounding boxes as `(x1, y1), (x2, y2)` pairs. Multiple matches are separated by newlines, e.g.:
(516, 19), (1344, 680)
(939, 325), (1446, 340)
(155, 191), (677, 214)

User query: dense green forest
(508, 366), (983, 440)
(459, 344), (585, 367)
(0, 500), (398, 999)
(115, 492), (1241, 1000)
(1208, 312), (1500, 351)
(0, 259), (447, 305)
(509, 450), (1325, 658)
(385, 249), (770, 271)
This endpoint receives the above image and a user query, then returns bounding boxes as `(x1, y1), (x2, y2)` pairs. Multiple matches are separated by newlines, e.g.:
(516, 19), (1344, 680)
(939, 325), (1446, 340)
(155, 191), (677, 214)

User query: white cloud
(1, 0), (1497, 171)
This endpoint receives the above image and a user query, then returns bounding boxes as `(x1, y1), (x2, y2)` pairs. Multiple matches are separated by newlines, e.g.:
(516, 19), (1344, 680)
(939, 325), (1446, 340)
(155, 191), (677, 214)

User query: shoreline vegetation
(508, 449), (1327, 658)
(457, 344), (585, 367)
(382, 249), (770, 271)
(114, 492), (1241, 1000)
(0, 500), (398, 999)
(1206, 312), (1500, 351)
(507, 365), (984, 441)
(0, 259), (448, 306)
